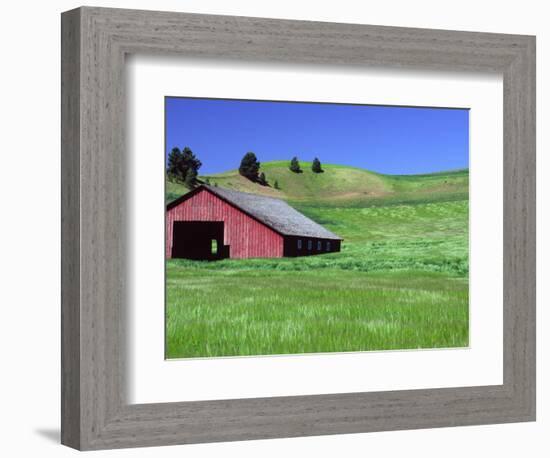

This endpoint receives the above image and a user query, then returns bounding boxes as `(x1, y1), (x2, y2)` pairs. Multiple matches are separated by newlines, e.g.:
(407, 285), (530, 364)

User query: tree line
(167, 146), (325, 191)
(239, 153), (324, 188)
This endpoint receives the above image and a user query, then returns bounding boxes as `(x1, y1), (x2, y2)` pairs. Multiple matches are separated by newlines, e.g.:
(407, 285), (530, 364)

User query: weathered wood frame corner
(61, 6), (536, 451)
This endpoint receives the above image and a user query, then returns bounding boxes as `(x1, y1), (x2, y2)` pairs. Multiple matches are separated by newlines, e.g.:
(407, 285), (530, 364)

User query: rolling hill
(166, 161), (469, 207)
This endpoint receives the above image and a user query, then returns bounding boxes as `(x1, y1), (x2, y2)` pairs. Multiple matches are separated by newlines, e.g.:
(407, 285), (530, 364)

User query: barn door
(171, 221), (225, 260)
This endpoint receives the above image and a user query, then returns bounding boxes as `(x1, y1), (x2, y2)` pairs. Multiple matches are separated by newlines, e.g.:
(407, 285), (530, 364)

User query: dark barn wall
(283, 235), (341, 257)
(166, 189), (284, 259)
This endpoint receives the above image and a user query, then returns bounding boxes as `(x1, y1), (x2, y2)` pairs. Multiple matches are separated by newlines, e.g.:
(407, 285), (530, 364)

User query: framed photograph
(61, 6), (535, 450)
(163, 95), (471, 360)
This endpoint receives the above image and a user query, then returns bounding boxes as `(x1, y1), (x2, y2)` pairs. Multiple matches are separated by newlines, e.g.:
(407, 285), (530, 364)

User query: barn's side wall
(283, 235), (342, 257)
(166, 189), (284, 259)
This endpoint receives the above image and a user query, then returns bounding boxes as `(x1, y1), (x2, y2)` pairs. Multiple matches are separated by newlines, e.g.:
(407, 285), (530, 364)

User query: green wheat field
(166, 162), (469, 358)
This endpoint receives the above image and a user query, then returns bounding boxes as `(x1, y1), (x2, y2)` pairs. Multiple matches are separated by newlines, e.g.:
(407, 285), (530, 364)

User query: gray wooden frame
(61, 6), (536, 451)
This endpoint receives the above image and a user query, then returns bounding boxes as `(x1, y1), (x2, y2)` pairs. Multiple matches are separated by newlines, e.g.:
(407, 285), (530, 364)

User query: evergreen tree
(274, 180), (280, 190)
(289, 156), (302, 173)
(184, 167), (198, 189)
(166, 146), (202, 188)
(180, 147), (202, 182)
(312, 157), (323, 173)
(205, 177), (211, 185)
(167, 147), (182, 181)
(259, 172), (267, 186)
(239, 152), (261, 181)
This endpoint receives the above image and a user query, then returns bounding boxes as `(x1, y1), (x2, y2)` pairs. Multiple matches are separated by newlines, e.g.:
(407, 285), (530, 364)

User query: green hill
(166, 161), (469, 207)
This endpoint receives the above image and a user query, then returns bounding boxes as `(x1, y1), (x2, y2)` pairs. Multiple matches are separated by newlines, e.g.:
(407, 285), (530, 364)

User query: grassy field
(166, 162), (469, 358)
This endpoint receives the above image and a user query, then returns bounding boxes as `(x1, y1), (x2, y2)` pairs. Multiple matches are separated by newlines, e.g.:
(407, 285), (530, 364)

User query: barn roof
(168, 185), (343, 241)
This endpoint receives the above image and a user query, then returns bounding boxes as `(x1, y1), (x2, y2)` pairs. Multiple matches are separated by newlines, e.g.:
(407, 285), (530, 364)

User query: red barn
(166, 185), (342, 260)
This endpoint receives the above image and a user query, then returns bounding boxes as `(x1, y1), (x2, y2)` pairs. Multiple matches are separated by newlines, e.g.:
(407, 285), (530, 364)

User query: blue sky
(165, 97), (469, 175)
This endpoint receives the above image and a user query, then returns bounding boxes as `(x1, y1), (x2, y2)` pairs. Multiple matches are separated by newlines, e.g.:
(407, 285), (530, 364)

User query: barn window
(317, 241), (322, 250)
(307, 240), (312, 250)
(211, 239), (218, 255)
(326, 241), (331, 251)
(297, 239), (302, 250)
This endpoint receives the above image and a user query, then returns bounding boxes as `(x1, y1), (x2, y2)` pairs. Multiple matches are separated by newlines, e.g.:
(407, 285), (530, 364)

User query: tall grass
(166, 269), (468, 358)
